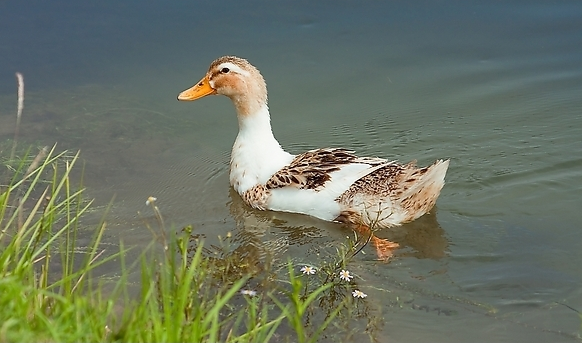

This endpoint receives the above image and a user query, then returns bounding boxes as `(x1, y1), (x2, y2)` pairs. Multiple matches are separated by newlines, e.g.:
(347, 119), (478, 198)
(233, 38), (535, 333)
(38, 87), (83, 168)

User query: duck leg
(353, 224), (399, 261)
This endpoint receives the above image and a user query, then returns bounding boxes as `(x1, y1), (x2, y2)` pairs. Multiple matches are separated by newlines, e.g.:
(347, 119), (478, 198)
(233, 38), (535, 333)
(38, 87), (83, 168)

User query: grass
(0, 143), (380, 343)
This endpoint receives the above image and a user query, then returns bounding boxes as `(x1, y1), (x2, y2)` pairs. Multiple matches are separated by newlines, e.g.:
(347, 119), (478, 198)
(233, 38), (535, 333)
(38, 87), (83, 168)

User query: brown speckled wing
(337, 161), (420, 201)
(265, 148), (386, 190)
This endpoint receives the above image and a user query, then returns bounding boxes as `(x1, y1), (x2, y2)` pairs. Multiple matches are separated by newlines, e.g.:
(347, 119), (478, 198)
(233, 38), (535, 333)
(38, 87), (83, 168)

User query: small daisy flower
(240, 289), (257, 297)
(146, 196), (157, 206)
(300, 266), (316, 275)
(352, 289), (367, 298)
(339, 270), (354, 282)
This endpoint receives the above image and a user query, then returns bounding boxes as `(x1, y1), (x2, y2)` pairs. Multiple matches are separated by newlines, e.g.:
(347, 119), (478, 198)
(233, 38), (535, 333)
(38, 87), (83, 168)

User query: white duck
(178, 56), (449, 260)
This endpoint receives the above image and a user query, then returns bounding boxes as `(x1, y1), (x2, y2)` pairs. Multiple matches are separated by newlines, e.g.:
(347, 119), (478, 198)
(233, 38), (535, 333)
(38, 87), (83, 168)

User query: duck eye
(220, 67), (230, 74)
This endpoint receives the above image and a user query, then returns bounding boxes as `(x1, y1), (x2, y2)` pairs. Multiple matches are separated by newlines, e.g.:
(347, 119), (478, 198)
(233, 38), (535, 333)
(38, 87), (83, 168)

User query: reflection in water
(225, 186), (448, 264)
(390, 208), (449, 260)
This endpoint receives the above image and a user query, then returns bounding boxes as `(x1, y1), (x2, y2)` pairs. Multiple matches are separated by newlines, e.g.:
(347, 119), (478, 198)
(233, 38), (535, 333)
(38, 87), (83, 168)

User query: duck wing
(265, 148), (388, 191)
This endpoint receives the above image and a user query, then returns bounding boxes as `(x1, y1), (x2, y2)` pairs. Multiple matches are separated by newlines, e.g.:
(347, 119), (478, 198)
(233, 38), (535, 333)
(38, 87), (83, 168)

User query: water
(1, 1), (582, 341)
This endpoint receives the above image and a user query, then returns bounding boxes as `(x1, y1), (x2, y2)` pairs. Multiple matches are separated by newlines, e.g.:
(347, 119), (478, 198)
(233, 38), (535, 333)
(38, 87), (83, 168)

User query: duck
(177, 56), (449, 260)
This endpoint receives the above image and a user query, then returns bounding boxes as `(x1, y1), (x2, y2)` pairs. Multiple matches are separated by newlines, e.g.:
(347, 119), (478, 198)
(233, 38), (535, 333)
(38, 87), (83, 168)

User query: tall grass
(0, 146), (117, 342)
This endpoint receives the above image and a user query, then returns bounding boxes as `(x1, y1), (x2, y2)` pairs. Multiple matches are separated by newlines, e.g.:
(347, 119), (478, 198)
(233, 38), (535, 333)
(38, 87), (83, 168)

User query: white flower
(352, 289), (367, 298)
(146, 196), (157, 206)
(300, 266), (316, 275)
(339, 270), (353, 282)
(240, 289), (257, 297)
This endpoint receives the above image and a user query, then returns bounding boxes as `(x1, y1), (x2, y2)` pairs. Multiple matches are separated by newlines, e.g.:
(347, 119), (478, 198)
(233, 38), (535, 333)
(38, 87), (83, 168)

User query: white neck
(229, 104), (294, 194)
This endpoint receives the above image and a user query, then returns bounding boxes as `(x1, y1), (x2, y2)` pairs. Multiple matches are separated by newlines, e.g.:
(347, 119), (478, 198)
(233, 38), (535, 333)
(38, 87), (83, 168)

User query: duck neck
(230, 104), (293, 193)
(236, 104), (276, 139)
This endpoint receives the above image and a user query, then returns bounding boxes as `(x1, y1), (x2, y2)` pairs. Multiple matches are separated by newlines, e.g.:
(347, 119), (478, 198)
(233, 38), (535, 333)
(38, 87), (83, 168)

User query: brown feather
(265, 148), (383, 190)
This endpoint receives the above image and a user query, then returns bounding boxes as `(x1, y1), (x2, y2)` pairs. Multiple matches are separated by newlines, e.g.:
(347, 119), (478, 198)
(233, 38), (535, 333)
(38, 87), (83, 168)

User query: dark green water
(1, 1), (582, 341)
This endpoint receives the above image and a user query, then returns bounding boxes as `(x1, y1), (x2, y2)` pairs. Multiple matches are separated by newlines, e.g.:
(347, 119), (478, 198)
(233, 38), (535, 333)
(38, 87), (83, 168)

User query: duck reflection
(221, 187), (448, 263)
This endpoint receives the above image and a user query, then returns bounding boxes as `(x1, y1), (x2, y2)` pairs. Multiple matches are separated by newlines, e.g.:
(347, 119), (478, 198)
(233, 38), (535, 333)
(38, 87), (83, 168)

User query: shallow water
(1, 1), (582, 341)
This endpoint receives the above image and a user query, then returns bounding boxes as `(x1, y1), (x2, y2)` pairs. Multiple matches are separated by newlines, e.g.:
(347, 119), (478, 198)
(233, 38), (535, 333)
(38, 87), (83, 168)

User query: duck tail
(401, 159), (450, 221)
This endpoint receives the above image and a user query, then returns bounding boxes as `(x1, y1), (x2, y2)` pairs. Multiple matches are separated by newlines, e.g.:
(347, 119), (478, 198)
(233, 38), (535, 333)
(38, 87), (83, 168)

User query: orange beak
(177, 75), (216, 101)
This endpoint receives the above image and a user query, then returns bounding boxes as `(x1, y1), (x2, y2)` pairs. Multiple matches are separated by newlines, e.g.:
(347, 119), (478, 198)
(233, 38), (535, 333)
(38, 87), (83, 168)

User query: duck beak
(177, 75), (217, 101)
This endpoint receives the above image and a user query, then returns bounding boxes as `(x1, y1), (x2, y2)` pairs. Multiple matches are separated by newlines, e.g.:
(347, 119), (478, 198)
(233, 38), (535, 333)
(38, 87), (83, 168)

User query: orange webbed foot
(371, 236), (399, 261)
(353, 224), (399, 261)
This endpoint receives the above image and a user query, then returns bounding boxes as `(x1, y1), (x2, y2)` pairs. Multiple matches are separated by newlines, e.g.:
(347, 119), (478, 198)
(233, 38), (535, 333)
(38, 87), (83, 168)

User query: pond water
(1, 1), (582, 341)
